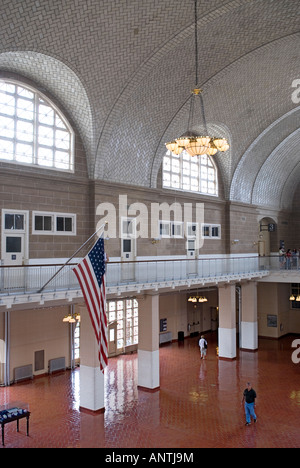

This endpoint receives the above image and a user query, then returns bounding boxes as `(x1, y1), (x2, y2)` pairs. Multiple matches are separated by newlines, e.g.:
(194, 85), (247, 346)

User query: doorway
(121, 217), (136, 282)
(1, 210), (29, 265)
(108, 321), (118, 357)
(258, 217), (277, 257)
(186, 223), (199, 276)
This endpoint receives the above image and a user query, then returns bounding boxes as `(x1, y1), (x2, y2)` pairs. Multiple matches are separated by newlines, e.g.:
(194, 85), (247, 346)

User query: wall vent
(35, 350), (45, 372)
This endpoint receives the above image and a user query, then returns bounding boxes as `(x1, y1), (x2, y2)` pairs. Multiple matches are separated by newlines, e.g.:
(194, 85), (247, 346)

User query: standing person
(279, 246), (285, 269)
(199, 335), (207, 360)
(242, 382), (257, 426)
(285, 249), (292, 270)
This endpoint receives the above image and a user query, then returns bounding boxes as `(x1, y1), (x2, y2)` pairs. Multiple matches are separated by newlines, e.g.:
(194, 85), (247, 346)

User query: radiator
(14, 364), (33, 383)
(49, 357), (66, 374)
(159, 331), (172, 345)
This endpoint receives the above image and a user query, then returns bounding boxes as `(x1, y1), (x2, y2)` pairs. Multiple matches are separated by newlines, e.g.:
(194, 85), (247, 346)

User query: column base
(240, 321), (258, 350)
(218, 327), (236, 359)
(80, 365), (105, 413)
(79, 406), (105, 415)
(138, 349), (160, 390)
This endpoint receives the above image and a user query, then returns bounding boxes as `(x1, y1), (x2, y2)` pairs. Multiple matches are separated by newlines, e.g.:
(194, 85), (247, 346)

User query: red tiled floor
(0, 334), (299, 448)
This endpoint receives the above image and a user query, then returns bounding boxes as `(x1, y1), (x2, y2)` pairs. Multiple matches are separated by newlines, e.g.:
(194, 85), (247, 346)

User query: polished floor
(0, 334), (299, 449)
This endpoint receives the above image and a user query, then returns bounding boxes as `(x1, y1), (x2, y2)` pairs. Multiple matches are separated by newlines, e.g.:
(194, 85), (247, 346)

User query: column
(79, 305), (105, 413)
(138, 294), (160, 391)
(240, 281), (258, 351)
(218, 284), (236, 360)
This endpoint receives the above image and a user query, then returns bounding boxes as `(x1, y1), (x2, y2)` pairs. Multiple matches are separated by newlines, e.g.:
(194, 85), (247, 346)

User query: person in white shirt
(199, 335), (208, 360)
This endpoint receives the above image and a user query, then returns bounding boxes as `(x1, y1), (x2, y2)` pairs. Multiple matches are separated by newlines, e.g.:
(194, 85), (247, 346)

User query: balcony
(0, 255), (272, 309)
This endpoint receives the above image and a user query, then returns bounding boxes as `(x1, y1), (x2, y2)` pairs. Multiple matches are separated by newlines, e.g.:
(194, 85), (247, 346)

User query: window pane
(6, 237), (21, 253)
(55, 130), (70, 150)
(0, 93), (16, 116)
(0, 83), (15, 94)
(16, 98), (34, 120)
(0, 139), (13, 160)
(16, 120), (34, 142)
(0, 116), (14, 139)
(64, 217), (72, 232)
(56, 217), (64, 231)
(44, 216), (52, 231)
(38, 125), (54, 147)
(35, 216), (43, 231)
(15, 215), (24, 230)
(55, 115), (67, 130)
(55, 151), (70, 170)
(203, 226), (210, 237)
(37, 147), (54, 167)
(15, 142), (33, 163)
(5, 214), (14, 230)
(212, 227), (219, 237)
(38, 103), (54, 125)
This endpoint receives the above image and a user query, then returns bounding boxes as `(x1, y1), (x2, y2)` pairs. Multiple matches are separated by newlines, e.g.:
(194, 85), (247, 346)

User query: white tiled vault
(0, 0), (299, 209)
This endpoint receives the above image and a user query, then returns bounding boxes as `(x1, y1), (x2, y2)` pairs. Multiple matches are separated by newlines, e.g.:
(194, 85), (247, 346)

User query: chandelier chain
(194, 0), (199, 87)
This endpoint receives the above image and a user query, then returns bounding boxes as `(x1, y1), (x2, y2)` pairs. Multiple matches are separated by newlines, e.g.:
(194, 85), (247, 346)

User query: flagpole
(37, 221), (108, 293)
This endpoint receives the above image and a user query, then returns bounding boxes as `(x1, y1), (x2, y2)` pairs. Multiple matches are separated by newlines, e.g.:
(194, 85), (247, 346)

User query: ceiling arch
(0, 0), (299, 206)
(0, 51), (94, 175)
(252, 128), (300, 209)
(230, 107), (300, 209)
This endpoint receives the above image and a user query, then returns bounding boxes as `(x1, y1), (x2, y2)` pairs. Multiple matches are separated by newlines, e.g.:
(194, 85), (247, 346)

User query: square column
(218, 284), (237, 360)
(138, 294), (160, 391)
(241, 281), (258, 351)
(79, 305), (105, 413)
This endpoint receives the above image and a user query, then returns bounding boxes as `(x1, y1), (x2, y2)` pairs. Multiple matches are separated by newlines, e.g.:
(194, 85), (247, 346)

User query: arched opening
(257, 217), (277, 257)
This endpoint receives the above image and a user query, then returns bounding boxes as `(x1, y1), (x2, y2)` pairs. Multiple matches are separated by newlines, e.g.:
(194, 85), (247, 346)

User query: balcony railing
(0, 255), (273, 297)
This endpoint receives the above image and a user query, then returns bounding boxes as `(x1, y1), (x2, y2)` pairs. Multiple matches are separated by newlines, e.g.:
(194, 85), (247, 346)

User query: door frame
(120, 217), (136, 282)
(1, 209), (29, 265)
(108, 320), (118, 357)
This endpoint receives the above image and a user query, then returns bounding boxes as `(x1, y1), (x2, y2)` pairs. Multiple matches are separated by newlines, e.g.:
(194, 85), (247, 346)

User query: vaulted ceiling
(0, 0), (299, 209)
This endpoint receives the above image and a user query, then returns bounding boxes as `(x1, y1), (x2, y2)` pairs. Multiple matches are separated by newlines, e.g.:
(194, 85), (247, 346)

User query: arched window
(163, 150), (218, 196)
(0, 79), (74, 172)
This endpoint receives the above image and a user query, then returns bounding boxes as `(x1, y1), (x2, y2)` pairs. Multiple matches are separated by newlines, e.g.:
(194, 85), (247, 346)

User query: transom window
(163, 150), (218, 196)
(0, 80), (74, 172)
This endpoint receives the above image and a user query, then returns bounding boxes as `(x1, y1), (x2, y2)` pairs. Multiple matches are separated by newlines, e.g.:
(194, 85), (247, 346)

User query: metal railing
(0, 255), (271, 296)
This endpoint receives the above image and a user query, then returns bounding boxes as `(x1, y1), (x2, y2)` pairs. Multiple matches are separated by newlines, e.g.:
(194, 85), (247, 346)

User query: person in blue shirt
(242, 382), (257, 426)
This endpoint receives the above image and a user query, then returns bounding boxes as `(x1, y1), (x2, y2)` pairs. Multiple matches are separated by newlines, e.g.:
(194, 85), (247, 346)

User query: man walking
(199, 335), (208, 360)
(242, 382), (257, 426)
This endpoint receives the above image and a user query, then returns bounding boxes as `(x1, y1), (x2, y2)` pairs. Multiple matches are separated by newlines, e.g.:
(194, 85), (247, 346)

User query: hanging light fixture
(188, 294), (208, 303)
(289, 284), (300, 302)
(62, 312), (81, 323)
(165, 0), (229, 157)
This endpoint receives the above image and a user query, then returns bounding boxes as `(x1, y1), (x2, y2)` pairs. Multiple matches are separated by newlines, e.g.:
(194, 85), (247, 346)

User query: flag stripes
(72, 238), (108, 372)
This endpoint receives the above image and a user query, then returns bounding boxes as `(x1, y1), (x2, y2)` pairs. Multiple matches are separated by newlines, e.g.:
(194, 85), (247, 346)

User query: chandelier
(165, 0), (229, 157)
(63, 311), (81, 323)
(188, 295), (208, 303)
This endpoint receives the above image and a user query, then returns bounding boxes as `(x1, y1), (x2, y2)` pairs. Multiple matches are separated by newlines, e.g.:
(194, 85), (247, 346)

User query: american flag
(72, 237), (108, 372)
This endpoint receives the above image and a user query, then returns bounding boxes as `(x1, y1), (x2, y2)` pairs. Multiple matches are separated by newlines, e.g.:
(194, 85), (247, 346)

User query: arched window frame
(163, 150), (218, 196)
(0, 79), (74, 173)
